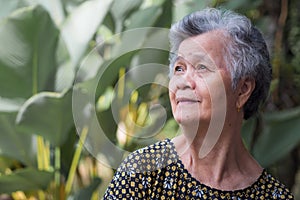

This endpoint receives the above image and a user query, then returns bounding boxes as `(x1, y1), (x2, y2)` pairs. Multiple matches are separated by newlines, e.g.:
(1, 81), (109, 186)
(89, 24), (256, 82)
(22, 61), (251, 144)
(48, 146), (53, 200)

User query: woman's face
(169, 30), (236, 127)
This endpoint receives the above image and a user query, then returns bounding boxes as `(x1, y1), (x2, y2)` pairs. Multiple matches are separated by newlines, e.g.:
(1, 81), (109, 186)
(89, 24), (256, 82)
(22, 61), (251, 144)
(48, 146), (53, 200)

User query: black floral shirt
(103, 139), (294, 199)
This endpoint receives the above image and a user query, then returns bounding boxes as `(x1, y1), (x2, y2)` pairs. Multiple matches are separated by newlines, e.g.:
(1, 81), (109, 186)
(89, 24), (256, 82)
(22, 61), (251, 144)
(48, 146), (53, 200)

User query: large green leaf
(110, 0), (143, 32)
(37, 0), (65, 25)
(75, 50), (103, 83)
(0, 98), (25, 113)
(61, 0), (113, 66)
(0, 0), (21, 21)
(0, 112), (35, 166)
(125, 6), (162, 30)
(109, 27), (169, 65)
(127, 28), (170, 99)
(0, 5), (59, 99)
(253, 107), (300, 167)
(16, 90), (73, 147)
(0, 168), (53, 194)
(55, 61), (75, 92)
(74, 50), (137, 99)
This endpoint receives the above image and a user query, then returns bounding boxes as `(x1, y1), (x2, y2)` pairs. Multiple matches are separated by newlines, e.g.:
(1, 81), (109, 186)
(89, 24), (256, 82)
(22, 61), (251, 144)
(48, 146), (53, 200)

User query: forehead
(179, 30), (227, 53)
(177, 30), (228, 67)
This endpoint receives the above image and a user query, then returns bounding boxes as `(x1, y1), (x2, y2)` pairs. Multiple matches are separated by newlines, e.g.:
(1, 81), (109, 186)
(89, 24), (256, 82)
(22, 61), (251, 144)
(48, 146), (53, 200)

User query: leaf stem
(54, 147), (61, 199)
(65, 126), (89, 196)
(37, 136), (45, 170)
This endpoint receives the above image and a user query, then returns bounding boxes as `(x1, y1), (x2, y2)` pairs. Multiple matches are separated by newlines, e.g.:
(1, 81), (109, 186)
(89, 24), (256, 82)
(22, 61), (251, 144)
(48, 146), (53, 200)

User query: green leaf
(110, 27), (169, 62)
(0, 5), (59, 98)
(173, 0), (209, 22)
(110, 0), (143, 32)
(241, 117), (256, 150)
(221, 0), (262, 11)
(16, 90), (73, 147)
(55, 61), (75, 92)
(125, 6), (162, 30)
(0, 98), (25, 113)
(75, 50), (103, 82)
(154, 0), (173, 28)
(102, 11), (115, 33)
(61, 0), (113, 66)
(37, 0), (65, 25)
(0, 168), (53, 194)
(96, 86), (115, 112)
(73, 177), (101, 200)
(0, 0), (20, 21)
(0, 156), (19, 173)
(74, 50), (137, 99)
(253, 107), (300, 167)
(60, 126), (77, 177)
(128, 29), (170, 90)
(0, 112), (35, 166)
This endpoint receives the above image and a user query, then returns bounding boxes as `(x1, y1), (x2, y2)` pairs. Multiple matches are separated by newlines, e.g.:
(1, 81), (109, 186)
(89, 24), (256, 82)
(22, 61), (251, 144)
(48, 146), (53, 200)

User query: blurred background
(0, 0), (299, 199)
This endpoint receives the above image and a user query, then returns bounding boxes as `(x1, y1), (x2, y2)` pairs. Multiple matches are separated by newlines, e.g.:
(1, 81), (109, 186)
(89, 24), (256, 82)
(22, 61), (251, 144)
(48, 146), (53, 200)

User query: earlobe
(236, 77), (255, 109)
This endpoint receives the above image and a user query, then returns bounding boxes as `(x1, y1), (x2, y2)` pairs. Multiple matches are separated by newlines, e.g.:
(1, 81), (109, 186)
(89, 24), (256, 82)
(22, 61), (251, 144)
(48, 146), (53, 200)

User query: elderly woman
(104, 8), (294, 199)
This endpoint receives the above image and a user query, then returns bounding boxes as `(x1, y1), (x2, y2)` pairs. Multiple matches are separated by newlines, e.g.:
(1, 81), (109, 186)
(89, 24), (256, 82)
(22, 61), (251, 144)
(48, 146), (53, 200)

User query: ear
(236, 77), (255, 109)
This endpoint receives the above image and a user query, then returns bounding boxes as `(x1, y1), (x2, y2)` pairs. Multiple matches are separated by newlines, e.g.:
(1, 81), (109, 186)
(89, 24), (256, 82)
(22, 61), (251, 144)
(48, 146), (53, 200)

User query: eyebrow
(174, 53), (216, 68)
(173, 56), (185, 63)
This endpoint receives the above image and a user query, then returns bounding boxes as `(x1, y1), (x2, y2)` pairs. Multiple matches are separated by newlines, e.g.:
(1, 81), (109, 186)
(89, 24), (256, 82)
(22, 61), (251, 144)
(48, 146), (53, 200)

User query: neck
(172, 116), (262, 190)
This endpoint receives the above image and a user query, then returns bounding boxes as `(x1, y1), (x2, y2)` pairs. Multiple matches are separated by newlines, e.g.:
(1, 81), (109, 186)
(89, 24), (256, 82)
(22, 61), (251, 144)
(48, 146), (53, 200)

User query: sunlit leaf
(96, 87), (115, 112)
(55, 61), (75, 92)
(37, 0), (65, 25)
(61, 0), (113, 66)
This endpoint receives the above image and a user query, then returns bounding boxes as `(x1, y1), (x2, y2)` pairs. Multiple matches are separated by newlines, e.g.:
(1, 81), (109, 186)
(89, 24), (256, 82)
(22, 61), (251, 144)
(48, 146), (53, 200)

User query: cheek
(203, 73), (228, 114)
(168, 79), (177, 107)
(168, 90), (176, 113)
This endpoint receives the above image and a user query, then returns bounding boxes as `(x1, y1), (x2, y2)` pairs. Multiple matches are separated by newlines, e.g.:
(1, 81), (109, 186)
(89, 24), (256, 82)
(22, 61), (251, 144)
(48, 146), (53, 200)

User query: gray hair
(169, 8), (272, 119)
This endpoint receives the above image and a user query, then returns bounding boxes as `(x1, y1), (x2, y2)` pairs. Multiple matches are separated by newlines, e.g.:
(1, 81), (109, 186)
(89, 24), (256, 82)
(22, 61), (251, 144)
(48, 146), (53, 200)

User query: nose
(185, 71), (197, 89)
(172, 70), (196, 90)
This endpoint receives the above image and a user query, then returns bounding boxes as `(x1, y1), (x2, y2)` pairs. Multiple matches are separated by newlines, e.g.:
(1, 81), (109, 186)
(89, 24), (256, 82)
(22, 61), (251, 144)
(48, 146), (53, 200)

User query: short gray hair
(169, 8), (272, 119)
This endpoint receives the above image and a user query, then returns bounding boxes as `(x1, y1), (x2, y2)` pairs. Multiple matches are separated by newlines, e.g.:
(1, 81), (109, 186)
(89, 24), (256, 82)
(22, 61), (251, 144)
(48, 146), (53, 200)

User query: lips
(176, 97), (200, 104)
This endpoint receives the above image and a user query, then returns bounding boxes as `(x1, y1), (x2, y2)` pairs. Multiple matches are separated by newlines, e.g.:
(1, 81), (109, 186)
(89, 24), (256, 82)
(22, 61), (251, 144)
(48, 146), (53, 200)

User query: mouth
(176, 97), (200, 104)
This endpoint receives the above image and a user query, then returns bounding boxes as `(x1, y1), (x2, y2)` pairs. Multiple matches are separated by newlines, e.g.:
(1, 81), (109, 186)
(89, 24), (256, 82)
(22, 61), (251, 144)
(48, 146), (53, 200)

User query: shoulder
(118, 139), (177, 174)
(260, 170), (294, 199)
(103, 139), (178, 199)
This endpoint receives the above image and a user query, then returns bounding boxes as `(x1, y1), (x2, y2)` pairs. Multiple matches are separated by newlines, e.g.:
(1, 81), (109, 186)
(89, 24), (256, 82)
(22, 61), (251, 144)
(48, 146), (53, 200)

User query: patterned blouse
(103, 139), (294, 199)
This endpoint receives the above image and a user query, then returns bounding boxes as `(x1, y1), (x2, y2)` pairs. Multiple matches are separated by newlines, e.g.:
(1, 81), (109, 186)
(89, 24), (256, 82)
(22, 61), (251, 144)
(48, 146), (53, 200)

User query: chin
(175, 116), (199, 125)
(174, 113), (211, 127)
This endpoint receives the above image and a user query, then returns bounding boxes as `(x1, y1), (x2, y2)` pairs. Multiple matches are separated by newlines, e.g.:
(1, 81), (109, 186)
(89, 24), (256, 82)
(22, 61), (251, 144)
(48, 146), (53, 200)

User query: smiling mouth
(176, 98), (200, 104)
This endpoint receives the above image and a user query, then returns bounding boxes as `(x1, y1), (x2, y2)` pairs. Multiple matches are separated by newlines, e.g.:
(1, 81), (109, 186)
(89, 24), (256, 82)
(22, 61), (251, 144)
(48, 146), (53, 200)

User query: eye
(174, 65), (184, 73)
(195, 64), (209, 72)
